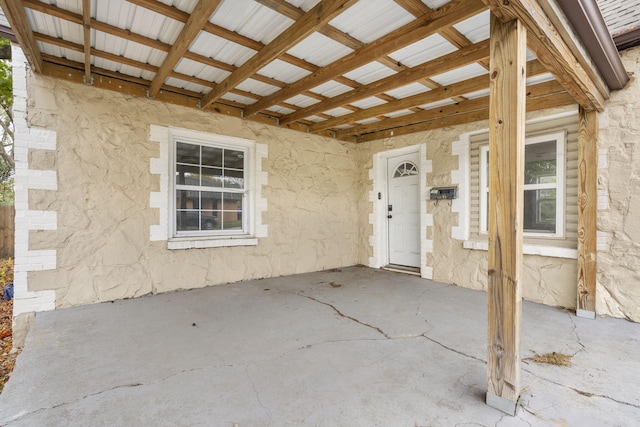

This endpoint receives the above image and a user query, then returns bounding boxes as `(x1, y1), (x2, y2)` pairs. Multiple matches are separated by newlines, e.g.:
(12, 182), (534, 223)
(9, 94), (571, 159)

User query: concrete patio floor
(1, 266), (639, 426)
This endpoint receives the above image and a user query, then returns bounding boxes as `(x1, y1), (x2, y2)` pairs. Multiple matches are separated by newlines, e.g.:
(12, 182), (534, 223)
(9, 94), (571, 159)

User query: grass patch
(527, 351), (573, 367)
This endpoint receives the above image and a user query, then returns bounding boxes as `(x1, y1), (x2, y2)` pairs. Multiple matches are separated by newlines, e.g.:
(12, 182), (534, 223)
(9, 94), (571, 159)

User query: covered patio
(1, 267), (639, 425)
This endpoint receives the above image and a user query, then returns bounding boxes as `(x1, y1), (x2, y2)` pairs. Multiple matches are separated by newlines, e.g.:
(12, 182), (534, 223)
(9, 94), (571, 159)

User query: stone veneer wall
(596, 45), (640, 321)
(22, 71), (360, 312)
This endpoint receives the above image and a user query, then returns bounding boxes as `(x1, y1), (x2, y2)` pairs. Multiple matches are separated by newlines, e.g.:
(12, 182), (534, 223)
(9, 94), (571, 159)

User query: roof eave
(559, 0), (629, 90)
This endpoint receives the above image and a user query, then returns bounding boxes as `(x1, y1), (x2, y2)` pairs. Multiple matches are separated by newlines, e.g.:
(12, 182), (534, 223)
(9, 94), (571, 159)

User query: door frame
(369, 144), (432, 279)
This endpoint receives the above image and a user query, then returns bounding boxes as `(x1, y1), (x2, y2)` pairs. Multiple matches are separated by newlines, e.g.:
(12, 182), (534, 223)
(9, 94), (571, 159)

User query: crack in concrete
(2, 362), (242, 425)
(245, 366), (273, 427)
(568, 315), (587, 355)
(421, 335), (486, 364)
(295, 293), (486, 366)
(295, 293), (392, 339)
(522, 367), (640, 410)
(3, 382), (145, 425)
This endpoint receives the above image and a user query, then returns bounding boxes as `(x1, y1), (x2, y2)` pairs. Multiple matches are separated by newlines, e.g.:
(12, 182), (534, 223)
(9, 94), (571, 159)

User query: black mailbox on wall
(429, 186), (457, 200)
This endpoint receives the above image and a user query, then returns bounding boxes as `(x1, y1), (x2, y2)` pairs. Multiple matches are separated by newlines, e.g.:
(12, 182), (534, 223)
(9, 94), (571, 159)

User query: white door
(387, 153), (420, 267)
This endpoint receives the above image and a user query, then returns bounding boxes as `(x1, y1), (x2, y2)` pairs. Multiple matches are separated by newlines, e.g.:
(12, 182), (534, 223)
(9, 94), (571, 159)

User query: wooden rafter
(201, 0), (360, 109)
(244, 0), (486, 117)
(0, 0), (42, 72)
(281, 39), (490, 125)
(148, 0), (222, 98)
(337, 79), (567, 139)
(312, 59), (546, 133)
(481, 0), (606, 111)
(349, 91), (574, 143)
(82, 0), (91, 84)
(5, 0), (615, 142)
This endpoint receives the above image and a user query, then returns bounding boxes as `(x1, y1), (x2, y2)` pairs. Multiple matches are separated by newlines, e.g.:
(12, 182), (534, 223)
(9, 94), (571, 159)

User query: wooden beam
(313, 59), (545, 133)
(245, 0), (486, 117)
(576, 106), (599, 319)
(148, 0), (221, 97)
(340, 79), (563, 137)
(481, 0), (606, 111)
(350, 91), (574, 143)
(38, 60), (335, 139)
(256, 0), (406, 73)
(486, 15), (526, 416)
(201, 0), (359, 108)
(537, 0), (609, 102)
(282, 39), (490, 125)
(395, 0), (490, 70)
(0, 0), (43, 72)
(82, 0), (91, 84)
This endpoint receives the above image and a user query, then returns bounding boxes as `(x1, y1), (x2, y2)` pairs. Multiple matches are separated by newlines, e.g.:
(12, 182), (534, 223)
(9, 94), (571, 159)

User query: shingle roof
(597, 0), (640, 49)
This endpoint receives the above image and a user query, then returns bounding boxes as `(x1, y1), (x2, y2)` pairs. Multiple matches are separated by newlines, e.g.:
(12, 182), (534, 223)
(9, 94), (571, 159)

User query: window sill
(168, 236), (258, 250)
(463, 240), (578, 259)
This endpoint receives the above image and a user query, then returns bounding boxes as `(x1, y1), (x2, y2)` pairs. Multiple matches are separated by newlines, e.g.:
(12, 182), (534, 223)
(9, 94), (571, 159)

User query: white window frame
(173, 138), (249, 238)
(480, 131), (565, 238)
(168, 128), (258, 248)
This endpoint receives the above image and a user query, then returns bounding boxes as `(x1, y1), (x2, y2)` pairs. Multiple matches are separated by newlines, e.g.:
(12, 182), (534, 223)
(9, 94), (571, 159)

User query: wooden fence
(0, 205), (14, 258)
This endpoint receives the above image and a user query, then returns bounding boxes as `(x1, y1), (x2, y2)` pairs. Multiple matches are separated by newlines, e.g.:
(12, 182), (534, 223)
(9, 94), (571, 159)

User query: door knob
(387, 215), (393, 219)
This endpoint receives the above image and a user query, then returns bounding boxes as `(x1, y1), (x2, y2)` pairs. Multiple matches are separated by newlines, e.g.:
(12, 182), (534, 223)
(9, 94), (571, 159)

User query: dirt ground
(0, 258), (17, 395)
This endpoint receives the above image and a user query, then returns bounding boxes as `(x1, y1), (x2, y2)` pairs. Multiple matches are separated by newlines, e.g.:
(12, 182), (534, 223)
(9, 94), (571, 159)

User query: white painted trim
(451, 134), (470, 241)
(167, 237), (258, 250)
(12, 45), (57, 315)
(368, 144), (432, 279)
(478, 131), (567, 238)
(148, 125), (268, 246)
(463, 240), (578, 259)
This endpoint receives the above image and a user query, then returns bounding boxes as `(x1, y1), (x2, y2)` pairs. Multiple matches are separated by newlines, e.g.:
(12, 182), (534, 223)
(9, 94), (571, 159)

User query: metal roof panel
(309, 80), (353, 98)
(342, 62), (397, 85)
(257, 59), (312, 84)
(286, 32), (353, 67)
(430, 63), (488, 86)
(349, 97), (388, 109)
(190, 32), (256, 67)
(210, 0), (293, 44)
(388, 34), (457, 68)
(328, 0), (414, 43)
(385, 82), (431, 99)
(453, 10), (490, 43)
(235, 78), (280, 97)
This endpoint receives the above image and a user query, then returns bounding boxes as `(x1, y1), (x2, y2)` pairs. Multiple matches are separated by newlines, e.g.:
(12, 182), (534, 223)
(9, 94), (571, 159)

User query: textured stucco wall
(356, 106), (581, 311)
(596, 45), (640, 321)
(25, 74), (359, 307)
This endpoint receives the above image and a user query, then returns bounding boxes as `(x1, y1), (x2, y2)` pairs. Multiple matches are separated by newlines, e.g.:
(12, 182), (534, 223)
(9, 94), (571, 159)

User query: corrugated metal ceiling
(4, 0), (579, 142)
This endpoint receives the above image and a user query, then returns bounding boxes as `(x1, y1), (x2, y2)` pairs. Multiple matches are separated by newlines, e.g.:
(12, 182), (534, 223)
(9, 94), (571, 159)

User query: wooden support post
(577, 106), (599, 319)
(486, 14), (526, 416)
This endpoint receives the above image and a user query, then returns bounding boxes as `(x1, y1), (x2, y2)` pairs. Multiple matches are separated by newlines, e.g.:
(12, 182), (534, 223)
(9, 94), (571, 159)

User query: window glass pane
(524, 189), (556, 232)
(200, 210), (220, 230)
(224, 150), (244, 170)
(201, 191), (222, 211)
(202, 146), (223, 167)
(176, 210), (200, 231)
(525, 141), (556, 184)
(223, 192), (243, 210)
(176, 142), (200, 165)
(176, 164), (200, 186)
(176, 190), (199, 210)
(224, 169), (244, 189)
(201, 167), (223, 188)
